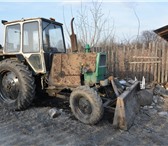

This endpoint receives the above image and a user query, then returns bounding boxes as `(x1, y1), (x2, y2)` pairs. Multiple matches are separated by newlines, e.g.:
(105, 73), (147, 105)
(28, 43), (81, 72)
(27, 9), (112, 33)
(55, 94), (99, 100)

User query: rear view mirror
(0, 44), (2, 49)
(1, 20), (8, 25)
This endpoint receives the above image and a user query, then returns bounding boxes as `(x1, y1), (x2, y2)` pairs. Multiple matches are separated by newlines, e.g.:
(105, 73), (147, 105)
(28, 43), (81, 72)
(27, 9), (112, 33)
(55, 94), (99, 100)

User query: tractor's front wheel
(0, 59), (36, 110)
(70, 86), (104, 125)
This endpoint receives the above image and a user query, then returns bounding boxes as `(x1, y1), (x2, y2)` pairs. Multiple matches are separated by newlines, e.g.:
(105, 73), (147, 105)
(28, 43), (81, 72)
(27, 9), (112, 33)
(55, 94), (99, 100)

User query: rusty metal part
(103, 98), (116, 112)
(111, 79), (119, 97)
(113, 81), (140, 130)
(109, 76), (124, 96)
(49, 53), (97, 88)
(70, 18), (78, 52)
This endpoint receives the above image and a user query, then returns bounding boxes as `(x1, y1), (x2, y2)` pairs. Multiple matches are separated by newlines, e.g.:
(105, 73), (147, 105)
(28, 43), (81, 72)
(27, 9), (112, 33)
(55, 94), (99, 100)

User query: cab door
(42, 21), (66, 72)
(22, 21), (46, 74)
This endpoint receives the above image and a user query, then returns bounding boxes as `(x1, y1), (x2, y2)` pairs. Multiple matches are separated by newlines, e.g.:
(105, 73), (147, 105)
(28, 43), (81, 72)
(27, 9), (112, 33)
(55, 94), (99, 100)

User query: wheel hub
(1, 71), (19, 100)
(78, 98), (92, 114)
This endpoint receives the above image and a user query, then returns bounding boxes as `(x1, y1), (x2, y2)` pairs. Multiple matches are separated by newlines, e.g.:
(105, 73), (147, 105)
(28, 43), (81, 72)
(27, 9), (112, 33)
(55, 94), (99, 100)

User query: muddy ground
(0, 93), (168, 146)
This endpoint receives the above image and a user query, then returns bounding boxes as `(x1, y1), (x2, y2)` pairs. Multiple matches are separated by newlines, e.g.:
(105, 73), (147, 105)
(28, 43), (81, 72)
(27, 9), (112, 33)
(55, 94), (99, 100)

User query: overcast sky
(0, 0), (168, 45)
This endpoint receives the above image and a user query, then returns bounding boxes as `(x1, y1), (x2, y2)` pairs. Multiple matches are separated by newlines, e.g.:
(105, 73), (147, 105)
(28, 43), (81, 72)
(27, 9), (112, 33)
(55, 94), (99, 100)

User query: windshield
(42, 21), (65, 53)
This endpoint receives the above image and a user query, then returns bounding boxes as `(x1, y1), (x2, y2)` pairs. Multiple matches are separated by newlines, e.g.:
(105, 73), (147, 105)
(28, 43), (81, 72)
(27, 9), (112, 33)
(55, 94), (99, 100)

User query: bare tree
(123, 2), (140, 42)
(132, 7), (140, 41)
(75, 1), (115, 48)
(124, 30), (162, 49)
(140, 30), (158, 44)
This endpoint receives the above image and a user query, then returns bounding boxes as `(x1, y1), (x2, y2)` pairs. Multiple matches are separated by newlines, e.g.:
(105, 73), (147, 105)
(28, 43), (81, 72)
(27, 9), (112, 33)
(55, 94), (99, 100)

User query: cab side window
(5, 24), (20, 53)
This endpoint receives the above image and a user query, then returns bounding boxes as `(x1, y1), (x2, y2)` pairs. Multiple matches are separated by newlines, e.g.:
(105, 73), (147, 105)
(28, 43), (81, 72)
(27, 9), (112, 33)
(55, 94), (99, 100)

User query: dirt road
(0, 96), (168, 146)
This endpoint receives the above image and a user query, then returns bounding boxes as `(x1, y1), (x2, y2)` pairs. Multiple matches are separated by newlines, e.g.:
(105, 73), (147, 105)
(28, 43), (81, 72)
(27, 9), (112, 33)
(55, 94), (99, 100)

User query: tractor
(0, 17), (140, 129)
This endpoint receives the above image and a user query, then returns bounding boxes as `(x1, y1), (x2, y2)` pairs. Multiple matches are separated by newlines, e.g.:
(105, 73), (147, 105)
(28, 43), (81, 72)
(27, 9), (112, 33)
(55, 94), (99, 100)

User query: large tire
(70, 86), (104, 125)
(0, 59), (35, 110)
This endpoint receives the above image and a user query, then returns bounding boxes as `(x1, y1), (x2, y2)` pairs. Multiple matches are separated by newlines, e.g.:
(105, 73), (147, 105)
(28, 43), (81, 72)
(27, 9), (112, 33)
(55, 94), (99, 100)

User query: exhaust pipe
(70, 18), (78, 52)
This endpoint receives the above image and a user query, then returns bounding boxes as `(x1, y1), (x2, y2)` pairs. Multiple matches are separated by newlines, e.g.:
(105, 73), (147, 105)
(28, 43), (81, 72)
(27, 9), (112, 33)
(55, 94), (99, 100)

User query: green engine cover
(84, 52), (107, 85)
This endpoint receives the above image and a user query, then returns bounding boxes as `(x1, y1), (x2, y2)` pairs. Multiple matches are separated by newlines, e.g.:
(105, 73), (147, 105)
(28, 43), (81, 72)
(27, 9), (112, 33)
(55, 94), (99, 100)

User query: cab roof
(3, 17), (63, 26)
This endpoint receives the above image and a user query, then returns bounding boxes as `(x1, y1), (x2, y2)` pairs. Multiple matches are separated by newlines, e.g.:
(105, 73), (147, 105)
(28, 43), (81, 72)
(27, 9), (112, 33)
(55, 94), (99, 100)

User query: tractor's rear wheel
(0, 59), (35, 110)
(70, 86), (104, 125)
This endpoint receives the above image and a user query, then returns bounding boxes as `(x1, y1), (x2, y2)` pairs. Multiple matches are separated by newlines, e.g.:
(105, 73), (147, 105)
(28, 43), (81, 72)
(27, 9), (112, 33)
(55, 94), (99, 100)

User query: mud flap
(113, 81), (140, 130)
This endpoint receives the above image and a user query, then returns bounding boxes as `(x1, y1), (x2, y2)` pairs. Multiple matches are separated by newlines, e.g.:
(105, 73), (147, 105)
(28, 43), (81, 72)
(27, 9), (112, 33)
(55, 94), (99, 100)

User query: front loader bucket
(113, 81), (140, 130)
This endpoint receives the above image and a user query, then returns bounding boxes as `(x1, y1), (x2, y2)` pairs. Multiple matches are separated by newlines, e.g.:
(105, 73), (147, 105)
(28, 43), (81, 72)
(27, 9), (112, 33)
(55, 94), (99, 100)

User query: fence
(90, 42), (168, 83)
